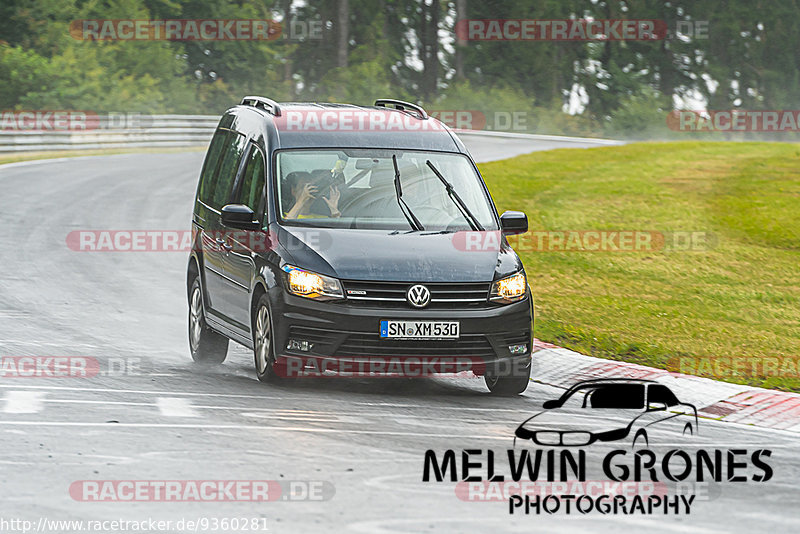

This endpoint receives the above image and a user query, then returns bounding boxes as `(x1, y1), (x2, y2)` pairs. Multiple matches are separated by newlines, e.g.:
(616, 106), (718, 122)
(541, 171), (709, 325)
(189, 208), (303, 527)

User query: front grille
(341, 280), (492, 309)
(532, 431), (592, 447)
(286, 325), (528, 360)
(334, 333), (496, 359)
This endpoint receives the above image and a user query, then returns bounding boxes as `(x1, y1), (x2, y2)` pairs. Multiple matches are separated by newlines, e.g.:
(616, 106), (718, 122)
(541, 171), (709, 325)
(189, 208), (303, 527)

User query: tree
(337, 0), (349, 68)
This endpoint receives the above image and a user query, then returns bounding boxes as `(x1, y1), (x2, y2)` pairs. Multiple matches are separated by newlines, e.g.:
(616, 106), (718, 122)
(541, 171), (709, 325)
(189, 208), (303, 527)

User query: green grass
(479, 141), (800, 391)
(0, 146), (205, 166)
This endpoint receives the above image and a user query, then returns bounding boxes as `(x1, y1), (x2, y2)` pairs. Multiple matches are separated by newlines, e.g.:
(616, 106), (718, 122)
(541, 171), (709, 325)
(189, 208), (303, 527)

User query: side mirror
(542, 399), (560, 409)
(500, 211), (527, 235)
(221, 204), (260, 230)
(647, 402), (668, 411)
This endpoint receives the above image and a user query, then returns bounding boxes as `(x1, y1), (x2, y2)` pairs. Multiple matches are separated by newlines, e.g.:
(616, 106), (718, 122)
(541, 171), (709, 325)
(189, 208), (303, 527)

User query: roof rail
(240, 96), (282, 117)
(374, 99), (428, 120)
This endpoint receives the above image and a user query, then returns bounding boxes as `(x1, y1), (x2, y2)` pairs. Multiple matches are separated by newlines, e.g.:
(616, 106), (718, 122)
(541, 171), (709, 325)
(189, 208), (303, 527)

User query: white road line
(156, 397), (199, 417)
(3, 391), (46, 413)
(35, 398), (524, 425)
(0, 383), (281, 400)
(0, 420), (509, 439)
(586, 515), (729, 534)
(240, 412), (363, 423)
(48, 399), (153, 407)
(0, 311), (31, 318)
(738, 511), (800, 525)
(354, 402), (531, 412)
(785, 422), (800, 433)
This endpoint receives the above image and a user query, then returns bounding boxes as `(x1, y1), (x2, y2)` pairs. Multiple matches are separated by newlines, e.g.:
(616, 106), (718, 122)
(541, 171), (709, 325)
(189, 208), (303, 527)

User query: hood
(275, 226), (522, 282)
(518, 408), (641, 435)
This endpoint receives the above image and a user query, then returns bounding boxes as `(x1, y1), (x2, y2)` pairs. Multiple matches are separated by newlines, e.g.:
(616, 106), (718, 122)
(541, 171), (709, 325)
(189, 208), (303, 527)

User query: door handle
(215, 238), (232, 252)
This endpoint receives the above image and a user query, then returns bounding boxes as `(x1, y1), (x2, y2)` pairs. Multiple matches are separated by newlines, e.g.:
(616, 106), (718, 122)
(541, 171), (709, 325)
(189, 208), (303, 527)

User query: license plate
(379, 320), (460, 339)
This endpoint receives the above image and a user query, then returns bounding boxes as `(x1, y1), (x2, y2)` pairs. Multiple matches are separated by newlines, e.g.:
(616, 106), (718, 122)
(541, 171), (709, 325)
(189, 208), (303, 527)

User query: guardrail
(0, 114), (219, 152)
(453, 129), (621, 145)
(0, 113), (619, 152)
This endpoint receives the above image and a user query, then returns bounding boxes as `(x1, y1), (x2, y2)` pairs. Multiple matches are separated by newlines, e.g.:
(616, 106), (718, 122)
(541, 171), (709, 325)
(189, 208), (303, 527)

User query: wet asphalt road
(0, 136), (797, 533)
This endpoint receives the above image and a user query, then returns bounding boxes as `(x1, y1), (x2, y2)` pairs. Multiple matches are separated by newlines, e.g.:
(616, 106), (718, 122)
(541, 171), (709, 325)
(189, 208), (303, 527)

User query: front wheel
(632, 429), (649, 449)
(188, 278), (228, 364)
(484, 358), (531, 396)
(253, 294), (285, 382)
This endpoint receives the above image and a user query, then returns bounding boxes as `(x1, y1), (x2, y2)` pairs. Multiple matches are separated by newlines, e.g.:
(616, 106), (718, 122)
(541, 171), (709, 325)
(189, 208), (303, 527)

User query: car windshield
(275, 149), (498, 231)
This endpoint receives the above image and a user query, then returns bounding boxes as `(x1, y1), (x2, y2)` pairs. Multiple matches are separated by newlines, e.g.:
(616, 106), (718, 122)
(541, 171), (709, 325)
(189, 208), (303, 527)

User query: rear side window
(209, 131), (247, 209)
(236, 146), (266, 217)
(648, 385), (680, 406)
(197, 129), (229, 206)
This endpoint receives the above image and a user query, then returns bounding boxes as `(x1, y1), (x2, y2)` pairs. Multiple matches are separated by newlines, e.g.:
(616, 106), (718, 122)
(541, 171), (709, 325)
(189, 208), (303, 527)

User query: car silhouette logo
(514, 379), (698, 448)
(406, 284), (431, 308)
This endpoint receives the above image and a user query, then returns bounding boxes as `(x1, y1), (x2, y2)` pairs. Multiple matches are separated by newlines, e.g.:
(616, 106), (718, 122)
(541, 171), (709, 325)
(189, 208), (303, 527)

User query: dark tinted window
(236, 146), (266, 216)
(197, 130), (229, 205)
(208, 130), (247, 209)
(648, 384), (680, 406)
(587, 384), (645, 409)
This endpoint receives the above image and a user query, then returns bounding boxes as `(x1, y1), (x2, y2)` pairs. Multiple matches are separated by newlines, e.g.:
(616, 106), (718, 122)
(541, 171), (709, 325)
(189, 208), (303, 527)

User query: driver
(283, 171), (341, 219)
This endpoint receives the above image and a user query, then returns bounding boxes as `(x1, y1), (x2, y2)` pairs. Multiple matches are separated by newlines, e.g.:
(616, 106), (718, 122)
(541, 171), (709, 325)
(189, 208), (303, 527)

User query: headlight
(490, 271), (527, 303)
(595, 427), (630, 442)
(282, 265), (343, 300)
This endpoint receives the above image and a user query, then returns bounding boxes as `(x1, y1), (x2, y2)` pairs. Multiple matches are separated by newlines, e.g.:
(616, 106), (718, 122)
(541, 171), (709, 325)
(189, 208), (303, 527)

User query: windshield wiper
(425, 160), (483, 231)
(392, 155), (424, 231)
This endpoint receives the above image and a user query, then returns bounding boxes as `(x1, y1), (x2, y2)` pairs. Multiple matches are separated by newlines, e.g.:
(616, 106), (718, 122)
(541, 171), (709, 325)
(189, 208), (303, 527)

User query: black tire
(632, 429), (649, 449)
(484, 358), (531, 396)
(253, 293), (284, 382)
(188, 277), (228, 364)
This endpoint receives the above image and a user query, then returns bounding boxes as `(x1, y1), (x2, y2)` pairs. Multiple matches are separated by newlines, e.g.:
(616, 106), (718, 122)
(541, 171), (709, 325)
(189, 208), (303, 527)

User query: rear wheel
(188, 278), (228, 364)
(484, 358), (531, 396)
(253, 293), (284, 382)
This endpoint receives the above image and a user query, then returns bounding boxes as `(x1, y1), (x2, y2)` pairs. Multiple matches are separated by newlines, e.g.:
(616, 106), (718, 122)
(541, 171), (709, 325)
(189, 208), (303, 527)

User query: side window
(236, 146), (266, 217)
(209, 131), (247, 209)
(648, 385), (680, 407)
(197, 130), (229, 205)
(587, 384), (645, 409)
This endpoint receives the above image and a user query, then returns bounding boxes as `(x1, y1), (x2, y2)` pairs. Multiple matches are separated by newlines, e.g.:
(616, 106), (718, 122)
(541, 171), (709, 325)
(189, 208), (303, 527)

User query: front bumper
(268, 286), (533, 375)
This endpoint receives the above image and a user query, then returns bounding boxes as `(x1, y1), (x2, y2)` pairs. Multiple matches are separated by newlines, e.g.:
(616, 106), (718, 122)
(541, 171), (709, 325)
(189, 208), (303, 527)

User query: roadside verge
(532, 339), (800, 433)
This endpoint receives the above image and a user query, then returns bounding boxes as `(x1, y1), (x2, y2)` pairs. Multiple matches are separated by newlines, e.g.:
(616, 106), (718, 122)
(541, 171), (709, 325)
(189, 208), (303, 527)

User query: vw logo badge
(406, 284), (431, 308)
